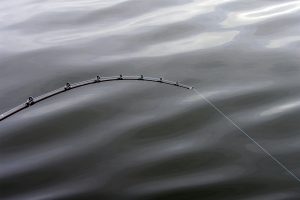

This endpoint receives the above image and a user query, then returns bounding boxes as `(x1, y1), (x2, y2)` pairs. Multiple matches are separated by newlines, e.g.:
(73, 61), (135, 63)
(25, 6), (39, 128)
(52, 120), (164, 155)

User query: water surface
(1, 0), (300, 199)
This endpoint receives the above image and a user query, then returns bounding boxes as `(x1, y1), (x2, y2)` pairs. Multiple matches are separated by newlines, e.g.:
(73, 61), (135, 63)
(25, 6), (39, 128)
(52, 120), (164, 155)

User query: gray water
(1, 0), (300, 199)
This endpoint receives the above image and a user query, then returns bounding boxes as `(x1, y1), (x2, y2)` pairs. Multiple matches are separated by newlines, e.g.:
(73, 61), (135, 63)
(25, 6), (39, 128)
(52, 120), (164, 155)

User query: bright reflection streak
(114, 31), (238, 58)
(222, 1), (300, 27)
(266, 36), (300, 48)
(46, 0), (129, 11)
(0, 0), (129, 27)
(260, 100), (300, 117)
(133, 0), (236, 27)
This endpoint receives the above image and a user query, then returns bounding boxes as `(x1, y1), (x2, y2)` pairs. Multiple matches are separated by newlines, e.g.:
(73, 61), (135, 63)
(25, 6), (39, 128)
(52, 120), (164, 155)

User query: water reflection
(115, 31), (238, 58)
(222, 1), (300, 27)
(267, 36), (300, 48)
(0, 0), (237, 52)
(260, 99), (300, 117)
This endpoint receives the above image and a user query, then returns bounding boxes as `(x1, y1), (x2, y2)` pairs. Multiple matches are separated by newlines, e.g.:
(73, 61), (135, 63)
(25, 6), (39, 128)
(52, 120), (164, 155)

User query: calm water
(1, 0), (300, 199)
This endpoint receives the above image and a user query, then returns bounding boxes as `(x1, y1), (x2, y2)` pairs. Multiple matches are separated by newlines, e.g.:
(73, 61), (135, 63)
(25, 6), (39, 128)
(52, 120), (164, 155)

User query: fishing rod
(0, 75), (192, 121)
(1, 74), (299, 183)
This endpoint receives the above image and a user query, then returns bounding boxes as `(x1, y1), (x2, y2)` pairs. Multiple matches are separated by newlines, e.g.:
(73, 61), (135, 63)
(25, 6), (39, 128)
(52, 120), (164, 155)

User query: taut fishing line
(192, 88), (300, 183)
(0, 75), (299, 183)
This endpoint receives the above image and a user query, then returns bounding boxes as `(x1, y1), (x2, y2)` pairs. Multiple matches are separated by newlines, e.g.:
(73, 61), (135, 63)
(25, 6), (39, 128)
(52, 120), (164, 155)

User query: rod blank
(0, 75), (193, 121)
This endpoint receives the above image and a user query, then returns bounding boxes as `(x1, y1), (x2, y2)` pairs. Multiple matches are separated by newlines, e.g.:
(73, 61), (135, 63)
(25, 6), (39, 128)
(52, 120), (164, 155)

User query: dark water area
(1, 0), (300, 199)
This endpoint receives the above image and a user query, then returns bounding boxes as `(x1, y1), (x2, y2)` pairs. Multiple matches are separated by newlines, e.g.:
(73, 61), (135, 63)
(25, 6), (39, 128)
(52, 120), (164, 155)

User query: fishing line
(192, 88), (300, 183)
(0, 75), (299, 183)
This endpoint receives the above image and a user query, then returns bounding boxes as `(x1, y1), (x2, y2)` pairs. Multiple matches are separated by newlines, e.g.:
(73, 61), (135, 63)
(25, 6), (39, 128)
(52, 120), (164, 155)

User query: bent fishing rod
(0, 75), (192, 121)
(1, 74), (299, 183)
